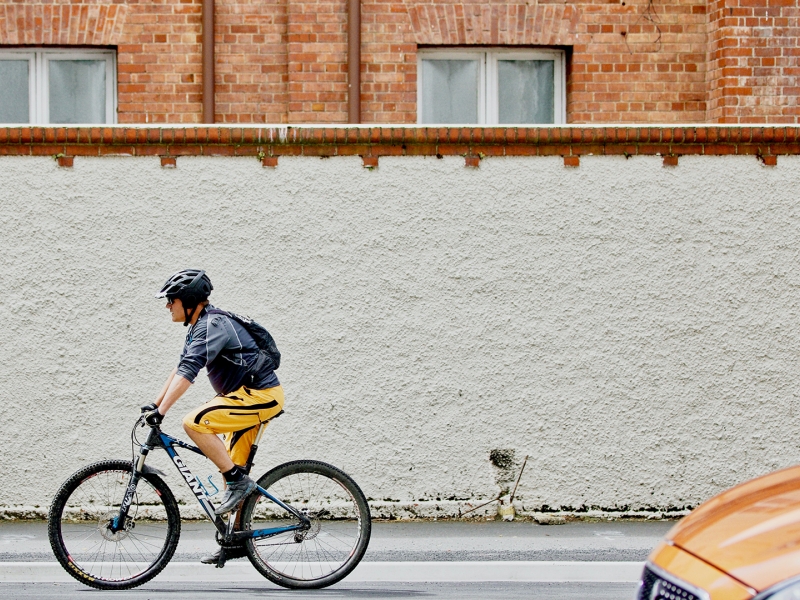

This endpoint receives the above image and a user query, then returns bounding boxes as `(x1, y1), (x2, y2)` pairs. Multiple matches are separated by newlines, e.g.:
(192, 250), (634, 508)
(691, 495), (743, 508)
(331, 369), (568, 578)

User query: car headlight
(759, 579), (800, 600)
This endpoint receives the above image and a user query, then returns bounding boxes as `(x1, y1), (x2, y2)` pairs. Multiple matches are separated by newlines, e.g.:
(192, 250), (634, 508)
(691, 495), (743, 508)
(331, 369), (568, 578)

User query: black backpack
(207, 308), (281, 373)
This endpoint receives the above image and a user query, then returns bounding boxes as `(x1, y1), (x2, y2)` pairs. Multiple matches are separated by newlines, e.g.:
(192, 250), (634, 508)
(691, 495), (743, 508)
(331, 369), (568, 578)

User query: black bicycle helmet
(156, 269), (213, 326)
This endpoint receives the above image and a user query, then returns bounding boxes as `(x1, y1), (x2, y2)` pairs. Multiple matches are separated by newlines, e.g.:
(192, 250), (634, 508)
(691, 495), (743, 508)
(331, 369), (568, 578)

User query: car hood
(669, 465), (800, 591)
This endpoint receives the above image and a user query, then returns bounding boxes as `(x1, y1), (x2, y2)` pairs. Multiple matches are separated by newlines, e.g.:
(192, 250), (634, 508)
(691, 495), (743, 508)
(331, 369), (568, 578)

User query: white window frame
(0, 48), (117, 125)
(417, 48), (566, 125)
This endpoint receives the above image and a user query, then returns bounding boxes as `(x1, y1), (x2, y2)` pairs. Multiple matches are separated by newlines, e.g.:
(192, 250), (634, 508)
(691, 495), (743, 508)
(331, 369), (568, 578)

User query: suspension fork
(109, 433), (153, 533)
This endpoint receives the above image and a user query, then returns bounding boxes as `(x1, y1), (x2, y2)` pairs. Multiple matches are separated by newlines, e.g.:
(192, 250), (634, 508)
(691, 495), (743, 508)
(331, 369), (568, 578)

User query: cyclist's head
(156, 269), (213, 326)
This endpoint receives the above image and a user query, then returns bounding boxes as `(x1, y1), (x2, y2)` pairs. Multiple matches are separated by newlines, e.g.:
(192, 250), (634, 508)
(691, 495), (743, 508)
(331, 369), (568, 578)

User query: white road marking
(0, 561), (644, 583)
(0, 535), (36, 545)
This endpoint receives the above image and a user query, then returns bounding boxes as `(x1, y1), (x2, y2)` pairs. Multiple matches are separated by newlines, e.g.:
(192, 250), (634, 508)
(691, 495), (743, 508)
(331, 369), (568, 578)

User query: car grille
(638, 564), (703, 600)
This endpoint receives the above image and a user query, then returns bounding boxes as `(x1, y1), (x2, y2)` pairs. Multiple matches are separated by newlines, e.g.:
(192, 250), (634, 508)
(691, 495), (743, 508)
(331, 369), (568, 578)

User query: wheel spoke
(50, 461), (179, 589)
(243, 461), (371, 588)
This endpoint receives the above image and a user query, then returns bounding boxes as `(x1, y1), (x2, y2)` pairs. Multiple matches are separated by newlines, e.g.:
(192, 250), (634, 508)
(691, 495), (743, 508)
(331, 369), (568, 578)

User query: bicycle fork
(108, 446), (149, 533)
(110, 422), (162, 534)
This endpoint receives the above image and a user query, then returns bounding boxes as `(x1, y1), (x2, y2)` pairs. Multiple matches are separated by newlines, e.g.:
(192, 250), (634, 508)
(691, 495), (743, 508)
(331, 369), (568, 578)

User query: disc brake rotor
(99, 513), (132, 542)
(294, 518), (321, 541)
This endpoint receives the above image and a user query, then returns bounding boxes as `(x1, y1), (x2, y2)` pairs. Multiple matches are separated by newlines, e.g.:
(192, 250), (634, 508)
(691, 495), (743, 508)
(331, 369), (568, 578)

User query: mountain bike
(47, 415), (371, 590)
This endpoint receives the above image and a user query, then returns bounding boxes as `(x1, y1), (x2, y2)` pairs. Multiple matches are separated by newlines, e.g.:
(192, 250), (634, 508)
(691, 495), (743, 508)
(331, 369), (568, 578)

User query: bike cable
(130, 416), (145, 467)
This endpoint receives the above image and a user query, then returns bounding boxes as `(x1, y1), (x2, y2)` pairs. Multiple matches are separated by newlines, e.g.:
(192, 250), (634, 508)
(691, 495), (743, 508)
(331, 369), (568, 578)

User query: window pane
(0, 60), (30, 123)
(49, 59), (106, 124)
(497, 60), (554, 124)
(421, 59), (478, 124)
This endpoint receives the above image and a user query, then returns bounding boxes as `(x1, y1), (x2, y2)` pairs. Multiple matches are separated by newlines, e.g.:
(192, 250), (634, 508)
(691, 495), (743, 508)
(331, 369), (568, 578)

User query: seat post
(243, 422), (267, 475)
(252, 421), (267, 447)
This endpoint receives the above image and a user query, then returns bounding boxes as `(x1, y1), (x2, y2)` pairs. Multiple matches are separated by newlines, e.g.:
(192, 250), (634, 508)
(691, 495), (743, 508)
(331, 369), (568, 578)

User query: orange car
(638, 465), (800, 600)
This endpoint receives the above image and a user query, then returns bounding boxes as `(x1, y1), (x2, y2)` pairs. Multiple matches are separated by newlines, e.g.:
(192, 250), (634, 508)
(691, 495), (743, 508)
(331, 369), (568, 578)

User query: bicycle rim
(49, 461), (179, 589)
(243, 461), (371, 588)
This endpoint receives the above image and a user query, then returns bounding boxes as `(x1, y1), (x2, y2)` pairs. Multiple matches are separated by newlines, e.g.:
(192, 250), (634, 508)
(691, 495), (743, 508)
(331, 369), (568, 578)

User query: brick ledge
(0, 125), (797, 158)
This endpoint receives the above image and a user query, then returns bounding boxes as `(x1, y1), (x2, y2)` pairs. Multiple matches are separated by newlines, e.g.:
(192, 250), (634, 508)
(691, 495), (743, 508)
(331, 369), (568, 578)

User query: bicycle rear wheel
(48, 459), (181, 590)
(240, 460), (371, 589)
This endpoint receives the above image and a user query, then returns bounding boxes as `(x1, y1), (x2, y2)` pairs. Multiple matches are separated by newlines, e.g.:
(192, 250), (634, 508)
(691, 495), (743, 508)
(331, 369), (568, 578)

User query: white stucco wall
(1, 153), (799, 518)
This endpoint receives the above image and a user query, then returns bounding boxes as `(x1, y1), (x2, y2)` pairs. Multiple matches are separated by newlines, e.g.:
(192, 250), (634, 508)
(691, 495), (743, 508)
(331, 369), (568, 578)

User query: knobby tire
(240, 460), (371, 589)
(48, 459), (181, 590)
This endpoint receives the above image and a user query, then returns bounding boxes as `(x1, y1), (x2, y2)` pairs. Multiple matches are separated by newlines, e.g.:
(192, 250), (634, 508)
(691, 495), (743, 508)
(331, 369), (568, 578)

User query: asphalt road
(0, 519), (664, 599)
(0, 581), (640, 599)
(0, 519), (672, 562)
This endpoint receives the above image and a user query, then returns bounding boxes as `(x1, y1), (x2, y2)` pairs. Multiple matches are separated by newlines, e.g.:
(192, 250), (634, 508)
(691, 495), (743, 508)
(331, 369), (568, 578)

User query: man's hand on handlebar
(140, 403), (165, 426)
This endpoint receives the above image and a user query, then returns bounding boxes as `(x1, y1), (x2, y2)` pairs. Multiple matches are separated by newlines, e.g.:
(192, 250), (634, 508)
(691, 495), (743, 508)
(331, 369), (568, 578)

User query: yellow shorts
(183, 385), (284, 467)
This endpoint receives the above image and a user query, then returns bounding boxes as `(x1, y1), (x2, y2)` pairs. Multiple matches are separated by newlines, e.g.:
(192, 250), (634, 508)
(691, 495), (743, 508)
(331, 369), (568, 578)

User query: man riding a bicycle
(49, 268), (370, 588)
(141, 268), (284, 563)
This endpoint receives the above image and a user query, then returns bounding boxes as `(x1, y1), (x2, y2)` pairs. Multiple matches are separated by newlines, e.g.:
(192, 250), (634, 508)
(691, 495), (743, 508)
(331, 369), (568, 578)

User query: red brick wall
(217, 0), (288, 123)
(119, 0), (202, 123)
(0, 0), (798, 125)
(287, 0), (347, 122)
(707, 0), (800, 124)
(361, 0), (416, 123)
(568, 0), (707, 123)
(0, 2), (126, 45)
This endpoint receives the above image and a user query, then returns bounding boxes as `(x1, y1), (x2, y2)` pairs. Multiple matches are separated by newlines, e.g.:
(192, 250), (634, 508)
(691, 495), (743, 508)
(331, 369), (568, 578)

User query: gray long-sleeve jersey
(176, 305), (280, 395)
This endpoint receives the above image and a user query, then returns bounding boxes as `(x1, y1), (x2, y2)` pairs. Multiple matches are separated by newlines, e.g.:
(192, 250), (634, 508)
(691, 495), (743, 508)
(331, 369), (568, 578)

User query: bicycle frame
(111, 421), (309, 544)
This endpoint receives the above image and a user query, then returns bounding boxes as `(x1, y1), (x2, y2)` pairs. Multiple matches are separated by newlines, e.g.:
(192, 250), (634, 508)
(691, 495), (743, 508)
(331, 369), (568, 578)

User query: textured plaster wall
(1, 154), (799, 516)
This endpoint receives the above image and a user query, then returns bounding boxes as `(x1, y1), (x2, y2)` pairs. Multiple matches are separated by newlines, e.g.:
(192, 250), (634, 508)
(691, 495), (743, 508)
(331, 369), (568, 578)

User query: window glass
(497, 59), (554, 124)
(421, 59), (478, 124)
(418, 49), (564, 125)
(0, 60), (30, 123)
(49, 59), (107, 124)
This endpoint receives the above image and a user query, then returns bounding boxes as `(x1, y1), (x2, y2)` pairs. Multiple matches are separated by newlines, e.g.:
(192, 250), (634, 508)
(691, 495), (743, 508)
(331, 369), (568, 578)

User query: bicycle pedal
(216, 549), (227, 569)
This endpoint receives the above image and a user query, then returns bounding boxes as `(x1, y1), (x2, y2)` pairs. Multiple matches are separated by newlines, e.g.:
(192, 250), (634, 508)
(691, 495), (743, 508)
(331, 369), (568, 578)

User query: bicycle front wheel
(241, 460), (371, 589)
(47, 459), (181, 590)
